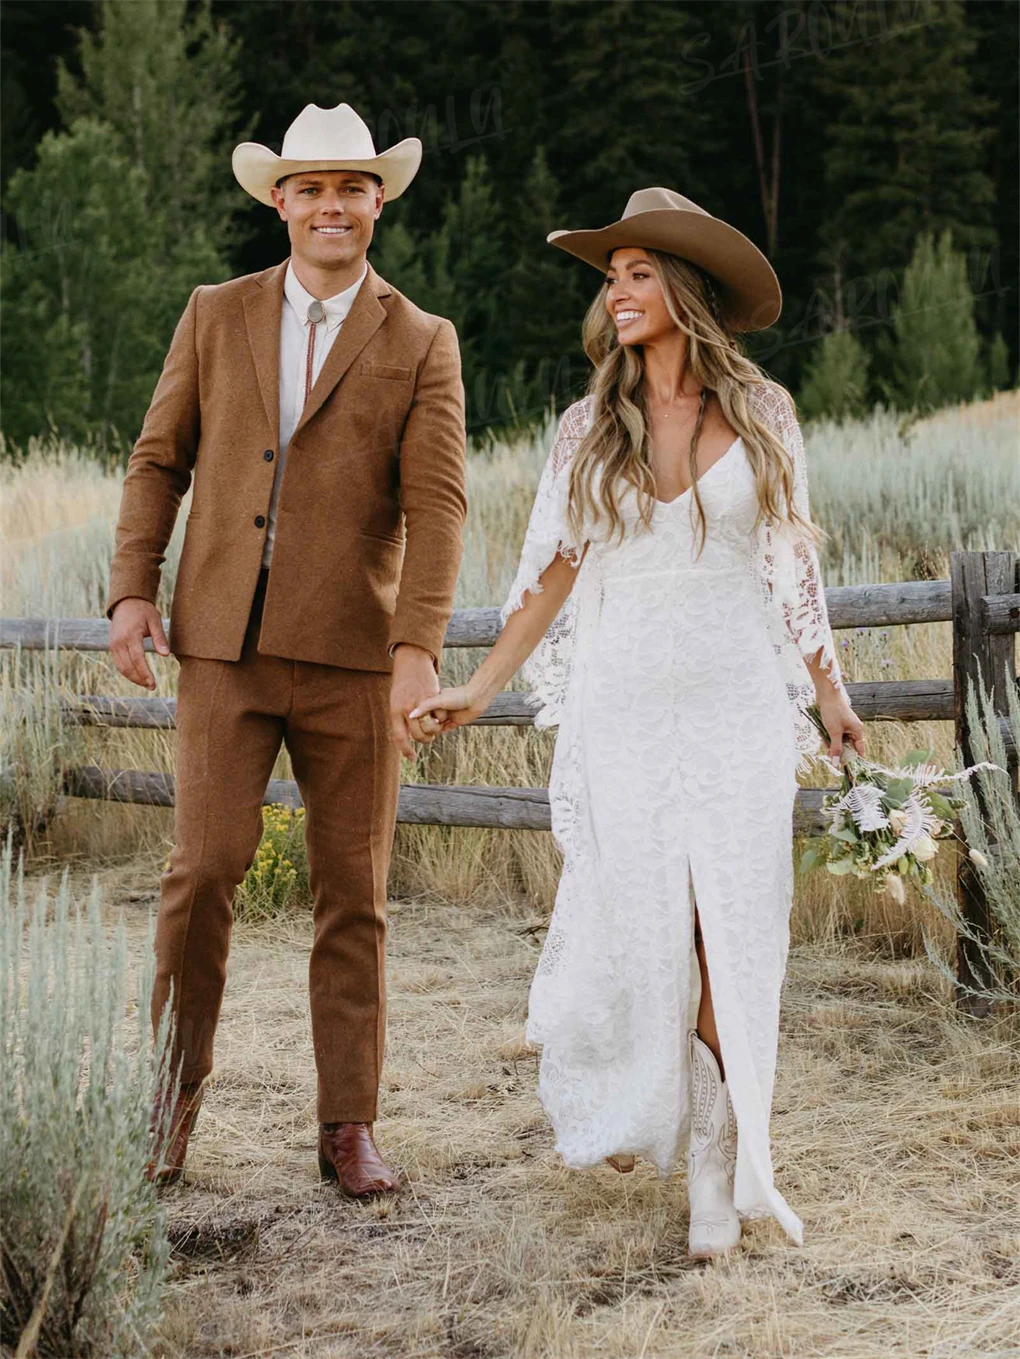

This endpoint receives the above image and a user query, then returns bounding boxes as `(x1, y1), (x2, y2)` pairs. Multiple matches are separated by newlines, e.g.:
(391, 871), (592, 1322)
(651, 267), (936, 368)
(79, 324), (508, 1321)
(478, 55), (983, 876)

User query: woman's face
(603, 248), (675, 346)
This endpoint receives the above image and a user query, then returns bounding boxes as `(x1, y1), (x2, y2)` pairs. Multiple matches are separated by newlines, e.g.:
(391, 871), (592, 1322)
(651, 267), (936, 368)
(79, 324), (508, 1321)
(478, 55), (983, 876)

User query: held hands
(110, 598), (171, 690)
(402, 550), (578, 748)
(389, 643), (454, 759)
(408, 679), (492, 739)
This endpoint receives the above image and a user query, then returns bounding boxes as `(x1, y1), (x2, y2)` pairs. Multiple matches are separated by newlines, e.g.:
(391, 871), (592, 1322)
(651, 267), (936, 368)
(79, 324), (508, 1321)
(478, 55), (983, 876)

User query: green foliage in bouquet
(798, 704), (988, 904)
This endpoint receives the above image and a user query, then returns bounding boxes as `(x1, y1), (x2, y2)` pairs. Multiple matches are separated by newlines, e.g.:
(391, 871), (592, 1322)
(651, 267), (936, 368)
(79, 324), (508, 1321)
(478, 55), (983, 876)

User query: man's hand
(389, 644), (445, 759)
(110, 598), (171, 690)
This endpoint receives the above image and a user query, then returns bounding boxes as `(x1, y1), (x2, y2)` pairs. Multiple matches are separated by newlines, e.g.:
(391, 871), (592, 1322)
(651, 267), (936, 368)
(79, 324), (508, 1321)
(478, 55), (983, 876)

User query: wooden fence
(2, 550), (1017, 1001)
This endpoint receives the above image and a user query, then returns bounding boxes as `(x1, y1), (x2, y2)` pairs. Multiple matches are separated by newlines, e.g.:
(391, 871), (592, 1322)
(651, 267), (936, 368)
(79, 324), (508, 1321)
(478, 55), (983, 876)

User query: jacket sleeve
(387, 318), (467, 665)
(105, 286), (202, 618)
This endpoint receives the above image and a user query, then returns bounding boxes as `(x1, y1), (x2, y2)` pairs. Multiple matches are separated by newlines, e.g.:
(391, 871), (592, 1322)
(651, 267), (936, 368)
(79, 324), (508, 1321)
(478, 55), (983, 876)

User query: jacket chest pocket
(360, 360), (413, 382)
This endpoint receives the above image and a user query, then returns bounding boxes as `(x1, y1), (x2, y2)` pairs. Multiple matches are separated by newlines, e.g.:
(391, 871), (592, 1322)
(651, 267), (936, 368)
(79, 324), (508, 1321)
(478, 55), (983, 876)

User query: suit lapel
(242, 259), (288, 447)
(291, 263), (390, 440)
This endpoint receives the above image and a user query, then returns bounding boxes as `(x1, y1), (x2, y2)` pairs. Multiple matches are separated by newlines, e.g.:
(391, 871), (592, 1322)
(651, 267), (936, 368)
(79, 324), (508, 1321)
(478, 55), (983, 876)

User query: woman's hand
(816, 690), (866, 764)
(409, 681), (493, 737)
(407, 546), (587, 747)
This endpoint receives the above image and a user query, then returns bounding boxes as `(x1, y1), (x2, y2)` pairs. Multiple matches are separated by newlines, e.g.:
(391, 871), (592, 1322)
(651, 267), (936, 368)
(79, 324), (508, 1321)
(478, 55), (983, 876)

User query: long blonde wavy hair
(564, 247), (824, 557)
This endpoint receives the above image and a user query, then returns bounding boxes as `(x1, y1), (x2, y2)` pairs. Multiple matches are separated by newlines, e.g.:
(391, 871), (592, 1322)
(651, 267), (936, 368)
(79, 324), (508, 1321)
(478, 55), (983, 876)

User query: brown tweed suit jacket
(107, 258), (467, 671)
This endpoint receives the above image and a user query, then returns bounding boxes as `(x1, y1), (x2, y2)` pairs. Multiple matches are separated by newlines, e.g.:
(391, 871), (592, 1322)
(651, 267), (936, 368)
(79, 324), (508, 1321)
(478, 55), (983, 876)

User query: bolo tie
(304, 299), (327, 402)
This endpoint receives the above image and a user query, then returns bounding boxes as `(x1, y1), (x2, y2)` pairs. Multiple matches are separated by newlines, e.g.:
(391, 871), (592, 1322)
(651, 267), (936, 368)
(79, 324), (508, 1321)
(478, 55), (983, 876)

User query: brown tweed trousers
(107, 259), (467, 1120)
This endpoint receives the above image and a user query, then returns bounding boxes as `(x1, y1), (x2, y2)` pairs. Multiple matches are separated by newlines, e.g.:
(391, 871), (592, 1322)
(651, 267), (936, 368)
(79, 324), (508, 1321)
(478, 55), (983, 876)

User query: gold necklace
(654, 386), (707, 420)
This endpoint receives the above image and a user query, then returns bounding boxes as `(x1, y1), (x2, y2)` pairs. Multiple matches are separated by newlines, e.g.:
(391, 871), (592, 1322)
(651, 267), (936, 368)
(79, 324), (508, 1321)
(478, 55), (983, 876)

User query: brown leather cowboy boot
(318, 1122), (400, 1196)
(146, 1079), (205, 1188)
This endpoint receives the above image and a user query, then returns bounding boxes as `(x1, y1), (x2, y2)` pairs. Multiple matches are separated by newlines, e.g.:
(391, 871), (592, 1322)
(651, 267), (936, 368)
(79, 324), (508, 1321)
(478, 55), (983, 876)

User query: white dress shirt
(262, 257), (368, 568)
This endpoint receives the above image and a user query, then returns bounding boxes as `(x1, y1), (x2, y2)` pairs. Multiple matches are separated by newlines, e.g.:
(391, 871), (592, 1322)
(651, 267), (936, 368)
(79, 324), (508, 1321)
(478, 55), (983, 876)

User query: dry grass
(5, 394), (1018, 1353)
(79, 861), (1018, 1359)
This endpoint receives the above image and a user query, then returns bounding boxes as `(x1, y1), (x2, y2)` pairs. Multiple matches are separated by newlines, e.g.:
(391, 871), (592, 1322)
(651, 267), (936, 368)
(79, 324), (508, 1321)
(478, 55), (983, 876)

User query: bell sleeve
(499, 396), (592, 728)
(750, 385), (850, 759)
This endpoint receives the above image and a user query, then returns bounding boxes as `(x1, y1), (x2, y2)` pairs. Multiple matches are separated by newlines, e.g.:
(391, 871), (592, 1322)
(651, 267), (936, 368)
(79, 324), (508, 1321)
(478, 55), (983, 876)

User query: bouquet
(799, 704), (1000, 903)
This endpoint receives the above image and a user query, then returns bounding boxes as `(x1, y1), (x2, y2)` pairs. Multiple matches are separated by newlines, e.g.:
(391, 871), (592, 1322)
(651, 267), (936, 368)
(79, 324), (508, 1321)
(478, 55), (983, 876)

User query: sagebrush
(0, 841), (175, 1357)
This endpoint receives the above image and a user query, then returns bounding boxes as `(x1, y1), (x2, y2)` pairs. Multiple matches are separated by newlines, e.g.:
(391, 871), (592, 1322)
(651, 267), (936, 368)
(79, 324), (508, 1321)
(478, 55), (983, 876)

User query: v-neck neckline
(652, 435), (742, 507)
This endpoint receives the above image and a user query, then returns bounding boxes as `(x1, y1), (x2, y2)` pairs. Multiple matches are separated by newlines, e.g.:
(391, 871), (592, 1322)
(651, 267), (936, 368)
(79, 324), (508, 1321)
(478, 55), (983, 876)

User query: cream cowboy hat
(547, 187), (782, 332)
(232, 102), (422, 206)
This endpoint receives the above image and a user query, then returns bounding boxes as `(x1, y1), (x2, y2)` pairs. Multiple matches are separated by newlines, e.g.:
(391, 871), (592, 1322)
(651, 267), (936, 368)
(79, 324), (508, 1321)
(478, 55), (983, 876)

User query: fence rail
(0, 578), (957, 654)
(3, 553), (1017, 1006)
(58, 678), (1015, 738)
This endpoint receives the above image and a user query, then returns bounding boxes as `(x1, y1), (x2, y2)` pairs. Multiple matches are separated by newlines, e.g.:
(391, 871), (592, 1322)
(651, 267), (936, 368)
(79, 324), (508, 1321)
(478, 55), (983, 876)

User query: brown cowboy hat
(547, 187), (782, 332)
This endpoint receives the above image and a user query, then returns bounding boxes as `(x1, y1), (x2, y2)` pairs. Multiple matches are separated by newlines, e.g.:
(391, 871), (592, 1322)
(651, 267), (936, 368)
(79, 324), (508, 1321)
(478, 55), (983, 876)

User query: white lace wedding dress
(500, 385), (849, 1247)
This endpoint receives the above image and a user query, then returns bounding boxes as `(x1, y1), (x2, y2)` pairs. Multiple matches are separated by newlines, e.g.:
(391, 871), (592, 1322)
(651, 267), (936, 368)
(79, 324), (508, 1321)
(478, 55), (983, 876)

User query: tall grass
(805, 392), (1020, 583)
(0, 647), (89, 852)
(1, 393), (1017, 949)
(0, 840), (174, 1357)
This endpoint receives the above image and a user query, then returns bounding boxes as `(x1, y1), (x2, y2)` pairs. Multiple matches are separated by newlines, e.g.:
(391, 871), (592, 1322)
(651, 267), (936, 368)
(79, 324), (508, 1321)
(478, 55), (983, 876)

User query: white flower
(912, 834), (938, 861)
(968, 848), (990, 869)
(888, 808), (908, 834)
(841, 784), (890, 832)
(883, 874), (906, 904)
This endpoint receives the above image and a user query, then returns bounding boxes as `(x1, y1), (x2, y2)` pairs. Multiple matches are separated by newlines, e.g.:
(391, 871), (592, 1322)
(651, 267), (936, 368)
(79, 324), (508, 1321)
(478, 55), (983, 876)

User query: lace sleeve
(499, 397), (592, 728)
(751, 384), (847, 698)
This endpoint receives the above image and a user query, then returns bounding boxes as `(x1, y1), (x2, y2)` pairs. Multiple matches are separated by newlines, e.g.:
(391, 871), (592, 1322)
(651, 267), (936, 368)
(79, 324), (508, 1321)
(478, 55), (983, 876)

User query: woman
(410, 187), (865, 1256)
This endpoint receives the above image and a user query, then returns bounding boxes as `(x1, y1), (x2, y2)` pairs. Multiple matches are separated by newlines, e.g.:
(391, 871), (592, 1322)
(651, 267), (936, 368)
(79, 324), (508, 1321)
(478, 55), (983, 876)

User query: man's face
(270, 170), (384, 271)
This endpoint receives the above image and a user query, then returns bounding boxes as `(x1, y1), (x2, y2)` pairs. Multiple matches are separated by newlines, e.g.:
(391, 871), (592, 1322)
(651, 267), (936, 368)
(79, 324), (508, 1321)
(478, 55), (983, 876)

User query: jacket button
(263, 449), (274, 461)
(254, 515), (266, 528)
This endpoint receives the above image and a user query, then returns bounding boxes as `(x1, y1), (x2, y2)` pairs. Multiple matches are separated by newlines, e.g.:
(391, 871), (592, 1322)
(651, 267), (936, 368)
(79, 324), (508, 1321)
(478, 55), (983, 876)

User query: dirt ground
(97, 863), (1019, 1359)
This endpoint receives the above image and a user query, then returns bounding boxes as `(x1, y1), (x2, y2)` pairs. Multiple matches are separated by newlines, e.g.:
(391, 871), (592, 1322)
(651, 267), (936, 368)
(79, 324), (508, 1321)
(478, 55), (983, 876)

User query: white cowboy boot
(687, 1029), (741, 1258)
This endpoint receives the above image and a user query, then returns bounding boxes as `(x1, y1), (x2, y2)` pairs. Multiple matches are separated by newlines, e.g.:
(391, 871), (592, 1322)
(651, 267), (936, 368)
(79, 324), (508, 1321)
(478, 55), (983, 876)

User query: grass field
(3, 390), (1019, 1356)
(80, 861), (1017, 1359)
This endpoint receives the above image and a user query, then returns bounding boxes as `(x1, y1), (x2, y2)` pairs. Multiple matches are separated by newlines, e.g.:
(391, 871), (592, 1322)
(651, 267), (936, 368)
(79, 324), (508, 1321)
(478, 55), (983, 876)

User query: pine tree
(984, 332), (1011, 395)
(1, 0), (244, 446)
(439, 155), (506, 345)
(3, 0), (1013, 443)
(55, 0), (251, 256)
(815, 0), (997, 288)
(798, 328), (871, 423)
(883, 229), (983, 412)
(1, 119), (211, 445)
(548, 0), (710, 224)
(501, 146), (590, 423)
(370, 221), (429, 310)
(962, 0), (1019, 381)
(373, 155), (506, 430)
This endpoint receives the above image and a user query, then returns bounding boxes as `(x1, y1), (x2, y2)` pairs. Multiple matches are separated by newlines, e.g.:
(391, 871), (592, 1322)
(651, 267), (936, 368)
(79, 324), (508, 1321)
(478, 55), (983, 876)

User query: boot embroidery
(718, 1088), (738, 1181)
(690, 1032), (718, 1141)
(687, 1030), (741, 1256)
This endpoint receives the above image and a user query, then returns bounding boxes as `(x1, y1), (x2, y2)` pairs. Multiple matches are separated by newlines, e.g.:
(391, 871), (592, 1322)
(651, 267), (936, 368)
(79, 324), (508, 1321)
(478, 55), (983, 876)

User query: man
(108, 102), (465, 1195)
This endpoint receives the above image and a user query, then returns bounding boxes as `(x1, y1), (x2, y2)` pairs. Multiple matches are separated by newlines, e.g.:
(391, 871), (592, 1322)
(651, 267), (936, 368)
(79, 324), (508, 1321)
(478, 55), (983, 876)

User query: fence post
(950, 550), (1019, 1015)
